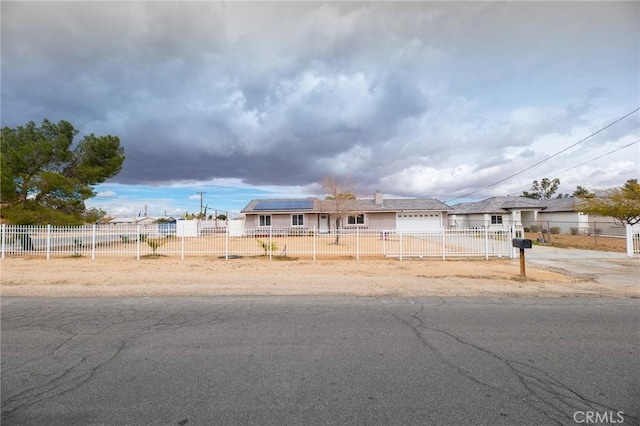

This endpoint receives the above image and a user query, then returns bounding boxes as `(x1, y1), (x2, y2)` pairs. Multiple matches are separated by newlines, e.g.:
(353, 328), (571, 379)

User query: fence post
(46, 224), (51, 260)
(382, 230), (386, 257)
(442, 228), (446, 261)
(484, 227), (489, 260)
(356, 227), (360, 261)
(399, 232), (403, 261)
(313, 227), (316, 261)
(136, 224), (141, 260)
(92, 225), (96, 260)
(1, 224), (5, 260)
(627, 224), (633, 257)
(181, 224), (185, 261)
(269, 226), (273, 261)
(225, 224), (229, 260)
(510, 226), (515, 259)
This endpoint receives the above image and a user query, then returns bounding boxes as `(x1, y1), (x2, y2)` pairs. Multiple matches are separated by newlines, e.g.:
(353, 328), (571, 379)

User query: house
(448, 196), (543, 229)
(240, 191), (451, 233)
(537, 197), (589, 234)
(107, 216), (157, 225)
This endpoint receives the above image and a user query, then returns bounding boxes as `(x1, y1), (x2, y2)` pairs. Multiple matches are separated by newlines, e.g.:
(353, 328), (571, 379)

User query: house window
(292, 214), (304, 226)
(491, 215), (503, 225)
(259, 215), (271, 227)
(348, 214), (365, 225)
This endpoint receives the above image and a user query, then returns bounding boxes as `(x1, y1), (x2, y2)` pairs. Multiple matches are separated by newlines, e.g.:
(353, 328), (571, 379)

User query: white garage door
(397, 212), (441, 232)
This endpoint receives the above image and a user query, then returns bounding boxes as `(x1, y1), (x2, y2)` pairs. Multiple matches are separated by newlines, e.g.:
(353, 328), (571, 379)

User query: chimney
(374, 190), (383, 205)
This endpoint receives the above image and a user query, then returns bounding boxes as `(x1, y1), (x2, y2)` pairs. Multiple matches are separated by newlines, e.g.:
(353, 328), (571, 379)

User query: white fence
(626, 225), (640, 257)
(0, 224), (518, 260)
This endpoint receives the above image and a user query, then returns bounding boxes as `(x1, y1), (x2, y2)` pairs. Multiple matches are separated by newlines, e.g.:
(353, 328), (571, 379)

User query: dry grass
(524, 232), (626, 252)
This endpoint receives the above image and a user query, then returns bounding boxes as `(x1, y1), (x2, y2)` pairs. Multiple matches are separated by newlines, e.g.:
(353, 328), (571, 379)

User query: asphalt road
(2, 296), (639, 426)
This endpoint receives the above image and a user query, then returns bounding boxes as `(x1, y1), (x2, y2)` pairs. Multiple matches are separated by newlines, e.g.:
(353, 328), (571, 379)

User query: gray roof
(539, 197), (583, 213)
(242, 197), (451, 213)
(451, 197), (544, 214)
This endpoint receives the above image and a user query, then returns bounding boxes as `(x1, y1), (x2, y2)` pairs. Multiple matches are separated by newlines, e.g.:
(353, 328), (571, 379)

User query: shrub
(523, 227), (530, 233)
(256, 239), (278, 256)
(146, 237), (168, 255)
(570, 227), (578, 235)
(529, 225), (539, 233)
(550, 227), (561, 234)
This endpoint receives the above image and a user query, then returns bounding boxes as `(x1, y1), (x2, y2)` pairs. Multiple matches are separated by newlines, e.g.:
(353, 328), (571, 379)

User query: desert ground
(524, 232), (627, 252)
(2, 255), (637, 298)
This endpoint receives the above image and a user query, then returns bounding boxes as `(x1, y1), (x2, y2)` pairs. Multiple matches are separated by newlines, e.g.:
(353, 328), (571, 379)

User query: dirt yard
(524, 232), (627, 252)
(2, 255), (637, 298)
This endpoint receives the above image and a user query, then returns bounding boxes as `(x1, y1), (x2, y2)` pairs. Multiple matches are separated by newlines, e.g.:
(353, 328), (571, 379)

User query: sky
(2, 1), (639, 218)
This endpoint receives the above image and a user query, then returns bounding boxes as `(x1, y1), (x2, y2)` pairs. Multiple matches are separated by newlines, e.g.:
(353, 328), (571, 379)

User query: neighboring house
(449, 197), (543, 229)
(241, 191), (451, 233)
(537, 197), (589, 234)
(107, 216), (157, 225)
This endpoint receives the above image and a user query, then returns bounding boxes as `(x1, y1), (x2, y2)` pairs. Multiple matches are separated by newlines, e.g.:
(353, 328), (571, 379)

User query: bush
(523, 227), (530, 233)
(529, 225), (539, 233)
(570, 227), (578, 235)
(550, 227), (561, 234)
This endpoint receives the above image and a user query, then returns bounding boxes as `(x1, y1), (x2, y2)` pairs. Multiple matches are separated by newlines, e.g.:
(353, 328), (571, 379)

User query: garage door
(396, 212), (441, 232)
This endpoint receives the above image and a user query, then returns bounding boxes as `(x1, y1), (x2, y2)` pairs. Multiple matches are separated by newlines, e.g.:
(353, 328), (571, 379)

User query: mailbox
(512, 238), (532, 249)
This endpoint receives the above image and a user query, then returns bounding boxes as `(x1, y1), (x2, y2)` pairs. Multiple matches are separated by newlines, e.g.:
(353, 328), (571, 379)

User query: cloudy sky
(2, 1), (638, 217)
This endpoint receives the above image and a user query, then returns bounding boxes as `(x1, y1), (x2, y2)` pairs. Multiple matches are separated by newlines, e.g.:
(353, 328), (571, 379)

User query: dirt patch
(525, 232), (626, 252)
(2, 256), (636, 298)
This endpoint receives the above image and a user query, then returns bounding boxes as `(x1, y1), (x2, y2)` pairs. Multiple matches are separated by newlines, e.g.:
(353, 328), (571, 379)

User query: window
(259, 215), (271, 227)
(292, 214), (304, 226)
(348, 214), (365, 225)
(491, 215), (503, 225)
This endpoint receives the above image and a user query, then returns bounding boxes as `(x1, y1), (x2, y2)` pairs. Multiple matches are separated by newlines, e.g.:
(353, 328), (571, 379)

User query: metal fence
(626, 225), (640, 257)
(523, 220), (627, 237)
(0, 224), (519, 260)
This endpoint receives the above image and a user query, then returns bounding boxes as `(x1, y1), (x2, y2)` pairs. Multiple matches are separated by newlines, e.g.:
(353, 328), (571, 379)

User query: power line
(549, 139), (639, 178)
(89, 193), (231, 216)
(445, 107), (640, 204)
(508, 139), (640, 195)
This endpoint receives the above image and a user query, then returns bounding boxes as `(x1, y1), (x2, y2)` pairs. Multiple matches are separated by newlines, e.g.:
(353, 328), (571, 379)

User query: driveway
(524, 245), (639, 288)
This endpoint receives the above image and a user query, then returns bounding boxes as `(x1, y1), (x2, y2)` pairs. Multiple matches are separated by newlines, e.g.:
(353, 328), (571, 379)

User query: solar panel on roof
(253, 200), (313, 211)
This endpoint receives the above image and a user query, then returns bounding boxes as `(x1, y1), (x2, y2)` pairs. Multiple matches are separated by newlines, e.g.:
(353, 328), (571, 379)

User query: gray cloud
(2, 1), (638, 200)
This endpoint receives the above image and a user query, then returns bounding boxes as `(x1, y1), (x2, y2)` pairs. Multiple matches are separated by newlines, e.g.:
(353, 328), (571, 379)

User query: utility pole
(197, 192), (206, 218)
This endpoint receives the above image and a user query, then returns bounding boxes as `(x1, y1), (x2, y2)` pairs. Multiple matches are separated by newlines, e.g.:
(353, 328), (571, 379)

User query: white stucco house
(536, 197), (589, 234)
(448, 197), (543, 229)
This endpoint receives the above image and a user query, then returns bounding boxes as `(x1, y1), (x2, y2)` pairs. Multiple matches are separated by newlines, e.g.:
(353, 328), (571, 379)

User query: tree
(577, 179), (640, 226)
(572, 185), (594, 199)
(1, 119), (125, 225)
(522, 178), (560, 200)
(320, 176), (357, 244)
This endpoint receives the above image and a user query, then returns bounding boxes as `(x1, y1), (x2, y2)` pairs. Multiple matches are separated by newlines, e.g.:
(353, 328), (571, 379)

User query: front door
(319, 214), (329, 233)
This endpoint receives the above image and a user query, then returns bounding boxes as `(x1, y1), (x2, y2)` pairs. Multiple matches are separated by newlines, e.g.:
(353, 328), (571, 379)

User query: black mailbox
(512, 238), (532, 249)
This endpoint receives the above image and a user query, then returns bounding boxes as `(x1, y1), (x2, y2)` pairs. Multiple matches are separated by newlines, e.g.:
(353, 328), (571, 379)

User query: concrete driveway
(524, 245), (639, 288)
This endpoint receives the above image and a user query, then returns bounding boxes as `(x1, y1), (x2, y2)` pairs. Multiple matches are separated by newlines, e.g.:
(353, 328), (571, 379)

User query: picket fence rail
(0, 224), (522, 260)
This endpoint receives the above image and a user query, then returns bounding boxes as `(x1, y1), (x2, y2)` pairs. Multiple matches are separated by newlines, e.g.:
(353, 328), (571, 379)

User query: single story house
(449, 196), (628, 236)
(241, 191), (451, 233)
(536, 197), (589, 234)
(448, 197), (543, 229)
(107, 216), (157, 225)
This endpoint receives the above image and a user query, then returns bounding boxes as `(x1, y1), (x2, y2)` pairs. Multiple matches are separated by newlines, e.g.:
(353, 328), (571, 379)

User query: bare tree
(320, 176), (357, 244)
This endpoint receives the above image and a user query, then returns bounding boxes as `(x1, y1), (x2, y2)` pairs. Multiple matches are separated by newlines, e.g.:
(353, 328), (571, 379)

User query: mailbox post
(512, 238), (533, 277)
